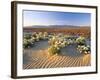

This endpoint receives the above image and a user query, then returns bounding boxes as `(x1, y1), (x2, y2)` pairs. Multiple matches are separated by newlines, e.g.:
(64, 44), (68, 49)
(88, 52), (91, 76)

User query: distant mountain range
(24, 25), (90, 28)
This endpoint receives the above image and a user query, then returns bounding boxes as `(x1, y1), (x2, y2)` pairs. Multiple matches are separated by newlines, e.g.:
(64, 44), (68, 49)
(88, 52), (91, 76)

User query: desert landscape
(23, 10), (91, 69)
(23, 27), (91, 69)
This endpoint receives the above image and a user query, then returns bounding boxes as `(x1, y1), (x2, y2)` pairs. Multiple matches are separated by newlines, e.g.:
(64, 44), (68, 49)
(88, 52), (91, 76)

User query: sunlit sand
(23, 49), (91, 69)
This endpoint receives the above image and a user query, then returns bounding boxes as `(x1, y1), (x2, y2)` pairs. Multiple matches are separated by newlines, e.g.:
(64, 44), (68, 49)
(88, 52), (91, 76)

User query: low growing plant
(48, 45), (60, 55)
(76, 36), (86, 45)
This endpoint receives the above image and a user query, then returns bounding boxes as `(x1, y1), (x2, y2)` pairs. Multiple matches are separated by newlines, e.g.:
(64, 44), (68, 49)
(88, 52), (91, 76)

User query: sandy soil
(23, 49), (91, 69)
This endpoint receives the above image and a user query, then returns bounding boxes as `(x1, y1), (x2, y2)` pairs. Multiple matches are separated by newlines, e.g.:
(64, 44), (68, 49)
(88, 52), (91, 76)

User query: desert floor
(23, 49), (91, 69)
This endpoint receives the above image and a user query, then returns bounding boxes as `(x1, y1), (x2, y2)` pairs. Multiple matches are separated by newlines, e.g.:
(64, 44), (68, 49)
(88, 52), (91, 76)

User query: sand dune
(23, 49), (91, 69)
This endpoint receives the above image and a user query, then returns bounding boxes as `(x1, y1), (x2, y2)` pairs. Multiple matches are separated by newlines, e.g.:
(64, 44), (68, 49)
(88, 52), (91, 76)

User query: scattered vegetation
(23, 32), (91, 55)
(76, 36), (86, 45)
(23, 39), (34, 48)
(77, 45), (90, 54)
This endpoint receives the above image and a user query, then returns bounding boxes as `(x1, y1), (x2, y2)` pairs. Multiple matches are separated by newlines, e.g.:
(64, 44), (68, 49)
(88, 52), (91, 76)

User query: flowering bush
(24, 34), (32, 39)
(48, 45), (60, 55)
(76, 36), (86, 45)
(23, 32), (90, 55)
(23, 39), (33, 48)
(77, 45), (90, 54)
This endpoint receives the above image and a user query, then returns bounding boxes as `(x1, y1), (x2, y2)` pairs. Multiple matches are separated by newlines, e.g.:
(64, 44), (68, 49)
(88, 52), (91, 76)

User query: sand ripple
(23, 50), (91, 69)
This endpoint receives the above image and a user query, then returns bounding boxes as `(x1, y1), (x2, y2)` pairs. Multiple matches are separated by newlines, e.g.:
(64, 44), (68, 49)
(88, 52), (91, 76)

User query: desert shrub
(32, 32), (37, 38)
(44, 32), (48, 37)
(48, 36), (57, 45)
(77, 45), (90, 54)
(24, 34), (32, 39)
(66, 39), (74, 45)
(76, 36), (86, 45)
(60, 40), (67, 48)
(23, 37), (35, 48)
(48, 45), (60, 55)
(48, 35), (70, 48)
(31, 36), (36, 41)
(42, 32), (49, 40)
(23, 39), (28, 48)
(57, 33), (64, 37)
(30, 38), (35, 44)
(23, 39), (32, 48)
(38, 32), (43, 39)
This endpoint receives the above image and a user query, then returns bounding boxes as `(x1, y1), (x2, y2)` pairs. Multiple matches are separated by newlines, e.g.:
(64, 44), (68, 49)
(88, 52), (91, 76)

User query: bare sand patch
(23, 49), (91, 69)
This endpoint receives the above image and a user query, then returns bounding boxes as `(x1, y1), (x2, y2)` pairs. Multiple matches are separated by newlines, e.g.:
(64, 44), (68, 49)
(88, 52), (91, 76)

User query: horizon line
(23, 24), (91, 27)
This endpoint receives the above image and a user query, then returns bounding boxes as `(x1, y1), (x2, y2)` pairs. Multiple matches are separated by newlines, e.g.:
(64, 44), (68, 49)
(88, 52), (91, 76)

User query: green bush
(24, 34), (32, 39)
(77, 45), (90, 54)
(23, 39), (31, 48)
(48, 45), (60, 55)
(48, 36), (57, 45)
(76, 36), (86, 45)
(23, 39), (34, 48)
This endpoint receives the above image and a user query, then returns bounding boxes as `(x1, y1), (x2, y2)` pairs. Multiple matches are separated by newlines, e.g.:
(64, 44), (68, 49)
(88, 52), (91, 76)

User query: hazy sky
(23, 10), (91, 27)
